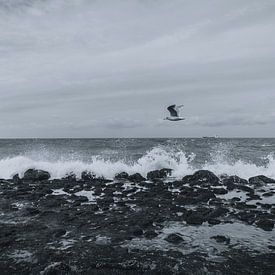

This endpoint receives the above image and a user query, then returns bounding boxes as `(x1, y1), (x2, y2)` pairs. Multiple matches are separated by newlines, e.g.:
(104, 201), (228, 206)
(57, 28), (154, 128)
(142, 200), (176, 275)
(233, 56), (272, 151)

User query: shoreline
(0, 169), (274, 274)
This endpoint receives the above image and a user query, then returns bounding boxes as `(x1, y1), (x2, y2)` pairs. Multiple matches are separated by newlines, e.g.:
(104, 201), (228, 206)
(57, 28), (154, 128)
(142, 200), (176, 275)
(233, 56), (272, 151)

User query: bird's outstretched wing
(167, 105), (178, 117)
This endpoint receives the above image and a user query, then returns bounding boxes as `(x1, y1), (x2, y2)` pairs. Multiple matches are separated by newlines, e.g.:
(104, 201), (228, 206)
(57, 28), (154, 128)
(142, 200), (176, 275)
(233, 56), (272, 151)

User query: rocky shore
(0, 168), (275, 274)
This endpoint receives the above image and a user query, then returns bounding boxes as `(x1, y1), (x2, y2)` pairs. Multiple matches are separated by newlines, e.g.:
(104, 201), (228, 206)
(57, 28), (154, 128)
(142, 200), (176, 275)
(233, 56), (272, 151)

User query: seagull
(164, 104), (185, 121)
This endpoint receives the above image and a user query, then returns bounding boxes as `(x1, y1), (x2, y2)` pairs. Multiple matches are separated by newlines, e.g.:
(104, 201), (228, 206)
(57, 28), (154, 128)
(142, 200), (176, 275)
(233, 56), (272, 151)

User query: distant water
(0, 138), (275, 180)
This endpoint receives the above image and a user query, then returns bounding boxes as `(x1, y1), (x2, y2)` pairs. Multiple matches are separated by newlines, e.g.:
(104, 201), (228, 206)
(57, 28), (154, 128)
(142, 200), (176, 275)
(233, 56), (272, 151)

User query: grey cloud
(0, 0), (275, 137)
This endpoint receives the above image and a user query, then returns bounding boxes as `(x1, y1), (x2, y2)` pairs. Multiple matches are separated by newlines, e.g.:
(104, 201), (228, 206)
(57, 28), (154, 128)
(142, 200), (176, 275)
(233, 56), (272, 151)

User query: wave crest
(0, 146), (274, 180)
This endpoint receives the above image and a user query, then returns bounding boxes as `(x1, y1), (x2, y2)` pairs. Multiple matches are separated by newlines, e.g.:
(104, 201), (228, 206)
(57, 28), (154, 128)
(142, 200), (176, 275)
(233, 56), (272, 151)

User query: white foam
(0, 147), (274, 180)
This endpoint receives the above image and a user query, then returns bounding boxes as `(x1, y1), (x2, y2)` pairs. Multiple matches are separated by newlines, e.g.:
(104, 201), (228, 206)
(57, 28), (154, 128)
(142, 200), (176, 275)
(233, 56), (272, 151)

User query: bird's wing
(175, 105), (183, 114)
(167, 105), (178, 117)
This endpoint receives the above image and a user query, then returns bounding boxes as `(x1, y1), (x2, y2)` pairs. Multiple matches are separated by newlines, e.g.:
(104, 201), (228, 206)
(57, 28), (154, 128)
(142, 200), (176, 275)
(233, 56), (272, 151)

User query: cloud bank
(0, 0), (275, 137)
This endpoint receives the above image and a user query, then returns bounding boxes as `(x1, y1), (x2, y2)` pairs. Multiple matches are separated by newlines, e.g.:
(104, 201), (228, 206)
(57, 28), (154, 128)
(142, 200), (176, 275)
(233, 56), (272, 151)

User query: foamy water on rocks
(0, 138), (275, 180)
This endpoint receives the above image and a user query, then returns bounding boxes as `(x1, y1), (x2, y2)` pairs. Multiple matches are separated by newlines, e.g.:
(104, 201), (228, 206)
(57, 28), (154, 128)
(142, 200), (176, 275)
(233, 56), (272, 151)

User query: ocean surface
(0, 138), (275, 180)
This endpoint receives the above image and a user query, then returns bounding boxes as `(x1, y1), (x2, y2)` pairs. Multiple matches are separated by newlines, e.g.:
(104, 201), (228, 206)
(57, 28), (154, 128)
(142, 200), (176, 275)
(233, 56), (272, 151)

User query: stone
(115, 172), (129, 180)
(182, 170), (220, 185)
(165, 233), (184, 244)
(185, 211), (204, 225)
(81, 171), (96, 181)
(128, 173), (146, 182)
(144, 230), (158, 239)
(222, 175), (248, 185)
(255, 219), (274, 231)
(249, 175), (275, 185)
(130, 226), (143, 236)
(147, 168), (172, 180)
(211, 235), (230, 244)
(53, 228), (67, 238)
(23, 169), (50, 181)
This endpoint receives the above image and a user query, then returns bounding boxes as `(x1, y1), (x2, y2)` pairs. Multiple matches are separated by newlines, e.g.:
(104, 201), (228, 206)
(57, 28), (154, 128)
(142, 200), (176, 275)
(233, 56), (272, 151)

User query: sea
(0, 138), (275, 180)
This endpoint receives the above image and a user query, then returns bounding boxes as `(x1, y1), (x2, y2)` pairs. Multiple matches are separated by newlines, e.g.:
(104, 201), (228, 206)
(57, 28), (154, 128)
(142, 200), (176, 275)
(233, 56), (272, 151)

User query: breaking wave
(0, 146), (275, 180)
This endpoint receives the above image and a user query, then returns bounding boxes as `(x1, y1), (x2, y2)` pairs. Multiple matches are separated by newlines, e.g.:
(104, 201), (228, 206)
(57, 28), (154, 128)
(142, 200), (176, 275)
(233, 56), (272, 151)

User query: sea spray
(0, 146), (275, 180)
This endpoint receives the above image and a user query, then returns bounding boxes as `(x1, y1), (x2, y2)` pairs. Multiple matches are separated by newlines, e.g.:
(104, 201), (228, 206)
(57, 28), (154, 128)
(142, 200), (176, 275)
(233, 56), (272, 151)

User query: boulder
(62, 172), (77, 181)
(182, 170), (220, 185)
(165, 233), (184, 244)
(211, 235), (230, 244)
(144, 230), (158, 239)
(147, 168), (172, 180)
(115, 172), (129, 180)
(185, 211), (204, 225)
(12, 174), (21, 184)
(130, 226), (143, 236)
(222, 175), (248, 185)
(81, 171), (96, 181)
(249, 175), (275, 185)
(23, 169), (50, 181)
(128, 173), (146, 182)
(255, 219), (274, 231)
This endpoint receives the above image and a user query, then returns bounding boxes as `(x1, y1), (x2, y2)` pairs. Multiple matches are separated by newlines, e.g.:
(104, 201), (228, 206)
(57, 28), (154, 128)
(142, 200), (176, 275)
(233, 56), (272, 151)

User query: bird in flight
(164, 104), (185, 121)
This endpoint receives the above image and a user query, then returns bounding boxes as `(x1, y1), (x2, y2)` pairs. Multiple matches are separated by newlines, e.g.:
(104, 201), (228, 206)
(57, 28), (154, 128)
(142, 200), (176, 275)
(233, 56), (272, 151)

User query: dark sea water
(0, 138), (275, 179)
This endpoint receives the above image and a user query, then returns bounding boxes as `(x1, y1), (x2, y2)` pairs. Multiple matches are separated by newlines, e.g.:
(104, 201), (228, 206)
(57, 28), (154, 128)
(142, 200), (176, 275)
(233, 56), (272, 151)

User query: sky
(0, 0), (275, 138)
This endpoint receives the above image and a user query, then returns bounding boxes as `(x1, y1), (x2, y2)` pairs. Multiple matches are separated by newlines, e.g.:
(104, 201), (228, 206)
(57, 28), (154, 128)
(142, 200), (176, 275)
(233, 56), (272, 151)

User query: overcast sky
(0, 0), (275, 138)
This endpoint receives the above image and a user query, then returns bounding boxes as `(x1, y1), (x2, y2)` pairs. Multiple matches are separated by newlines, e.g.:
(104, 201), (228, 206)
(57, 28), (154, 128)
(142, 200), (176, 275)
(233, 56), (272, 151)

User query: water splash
(0, 146), (274, 180)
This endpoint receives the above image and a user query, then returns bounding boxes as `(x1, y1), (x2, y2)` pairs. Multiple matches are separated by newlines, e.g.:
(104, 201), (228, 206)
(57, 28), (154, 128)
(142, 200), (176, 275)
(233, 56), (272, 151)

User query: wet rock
(128, 173), (146, 182)
(237, 211), (256, 224)
(223, 175), (248, 184)
(255, 219), (274, 231)
(62, 172), (77, 181)
(25, 207), (40, 216)
(144, 230), (158, 239)
(41, 262), (72, 274)
(208, 219), (221, 225)
(212, 188), (228, 195)
(235, 184), (254, 193)
(53, 228), (67, 238)
(182, 170), (220, 185)
(147, 168), (172, 180)
(81, 171), (96, 181)
(115, 172), (129, 180)
(12, 173), (21, 184)
(196, 190), (216, 202)
(130, 226), (143, 236)
(249, 175), (275, 185)
(262, 192), (274, 197)
(23, 169), (50, 181)
(165, 233), (184, 244)
(211, 235), (230, 245)
(206, 207), (229, 220)
(186, 211), (204, 225)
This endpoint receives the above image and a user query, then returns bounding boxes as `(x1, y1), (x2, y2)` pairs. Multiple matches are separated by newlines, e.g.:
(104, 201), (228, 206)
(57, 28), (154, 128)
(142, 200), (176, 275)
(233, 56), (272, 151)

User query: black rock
(212, 188), (228, 195)
(62, 172), (77, 181)
(12, 173), (21, 184)
(255, 219), (274, 231)
(186, 211), (204, 225)
(222, 175), (248, 185)
(128, 173), (146, 182)
(53, 228), (67, 238)
(208, 219), (221, 225)
(206, 207), (229, 220)
(182, 170), (220, 185)
(41, 262), (72, 274)
(130, 226), (143, 236)
(144, 230), (158, 239)
(211, 235), (230, 244)
(165, 233), (184, 244)
(81, 171), (96, 181)
(262, 192), (274, 197)
(249, 175), (275, 185)
(23, 169), (50, 181)
(147, 168), (172, 180)
(115, 172), (129, 180)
